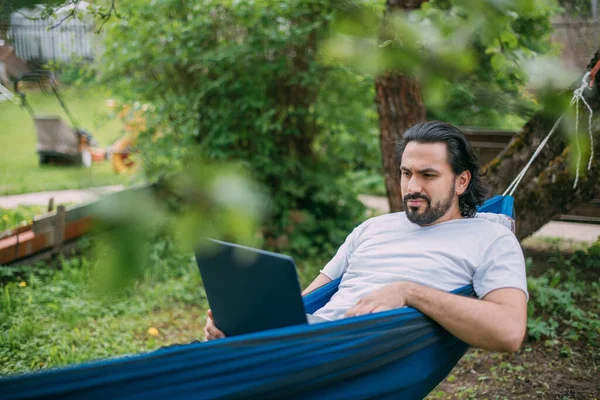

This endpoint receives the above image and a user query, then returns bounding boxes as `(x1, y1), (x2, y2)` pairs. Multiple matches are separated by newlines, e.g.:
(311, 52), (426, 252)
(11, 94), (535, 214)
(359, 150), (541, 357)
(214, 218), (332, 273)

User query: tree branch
(50, 3), (78, 30)
(96, 0), (119, 34)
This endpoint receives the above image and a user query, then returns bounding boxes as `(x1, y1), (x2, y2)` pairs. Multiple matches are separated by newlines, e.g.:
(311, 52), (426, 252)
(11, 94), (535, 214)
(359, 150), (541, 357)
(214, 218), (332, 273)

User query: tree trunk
(485, 50), (600, 240)
(376, 0), (427, 212)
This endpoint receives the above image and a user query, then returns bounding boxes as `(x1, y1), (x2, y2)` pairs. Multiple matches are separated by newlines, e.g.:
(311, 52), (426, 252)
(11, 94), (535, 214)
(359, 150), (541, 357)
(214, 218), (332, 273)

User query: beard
(403, 182), (456, 226)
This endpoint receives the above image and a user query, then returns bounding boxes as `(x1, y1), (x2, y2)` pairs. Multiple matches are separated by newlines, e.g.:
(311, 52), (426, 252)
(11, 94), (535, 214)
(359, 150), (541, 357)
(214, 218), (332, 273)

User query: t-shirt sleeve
(473, 230), (529, 300)
(319, 226), (361, 280)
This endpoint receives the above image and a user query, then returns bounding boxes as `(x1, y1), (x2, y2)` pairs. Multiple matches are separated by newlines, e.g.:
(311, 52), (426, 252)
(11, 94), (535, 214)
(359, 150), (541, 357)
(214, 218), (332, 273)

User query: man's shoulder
(423, 215), (517, 248)
(475, 212), (515, 233)
(462, 216), (520, 250)
(474, 216), (515, 236)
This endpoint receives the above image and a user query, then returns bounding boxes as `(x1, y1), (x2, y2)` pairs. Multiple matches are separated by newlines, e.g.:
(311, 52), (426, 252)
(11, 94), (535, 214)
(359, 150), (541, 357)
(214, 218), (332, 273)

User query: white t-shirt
(312, 212), (528, 321)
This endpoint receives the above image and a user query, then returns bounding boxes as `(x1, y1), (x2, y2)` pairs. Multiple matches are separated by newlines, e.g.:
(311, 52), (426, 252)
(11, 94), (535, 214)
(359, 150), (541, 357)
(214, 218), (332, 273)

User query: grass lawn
(0, 85), (134, 195)
(0, 254), (209, 374)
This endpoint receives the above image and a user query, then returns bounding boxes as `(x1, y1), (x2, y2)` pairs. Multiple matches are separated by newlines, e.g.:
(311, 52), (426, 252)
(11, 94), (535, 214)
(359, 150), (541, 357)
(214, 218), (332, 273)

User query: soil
(430, 340), (599, 399)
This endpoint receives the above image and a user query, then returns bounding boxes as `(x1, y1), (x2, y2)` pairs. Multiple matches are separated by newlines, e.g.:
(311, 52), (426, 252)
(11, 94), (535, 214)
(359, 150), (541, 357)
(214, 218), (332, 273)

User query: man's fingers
(204, 310), (225, 340)
(346, 304), (373, 317)
(347, 298), (369, 315)
(346, 299), (394, 317)
(205, 326), (224, 340)
(206, 325), (224, 340)
(345, 303), (363, 317)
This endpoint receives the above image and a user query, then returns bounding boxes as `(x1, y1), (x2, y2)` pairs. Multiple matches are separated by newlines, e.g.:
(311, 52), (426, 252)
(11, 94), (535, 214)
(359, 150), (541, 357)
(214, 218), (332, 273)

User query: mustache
(403, 193), (431, 203)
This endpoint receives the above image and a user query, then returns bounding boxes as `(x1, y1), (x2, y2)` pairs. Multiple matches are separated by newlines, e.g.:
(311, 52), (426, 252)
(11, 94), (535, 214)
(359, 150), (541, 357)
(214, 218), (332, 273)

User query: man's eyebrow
(400, 166), (440, 174)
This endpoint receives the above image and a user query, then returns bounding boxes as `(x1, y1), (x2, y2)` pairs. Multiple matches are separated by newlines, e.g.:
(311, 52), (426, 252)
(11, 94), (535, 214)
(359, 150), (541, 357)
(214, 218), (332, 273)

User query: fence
(2, 15), (97, 63)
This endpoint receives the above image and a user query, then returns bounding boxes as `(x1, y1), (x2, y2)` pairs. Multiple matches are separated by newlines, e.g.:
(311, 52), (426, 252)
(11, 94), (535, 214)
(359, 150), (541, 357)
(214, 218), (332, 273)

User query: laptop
(195, 239), (308, 336)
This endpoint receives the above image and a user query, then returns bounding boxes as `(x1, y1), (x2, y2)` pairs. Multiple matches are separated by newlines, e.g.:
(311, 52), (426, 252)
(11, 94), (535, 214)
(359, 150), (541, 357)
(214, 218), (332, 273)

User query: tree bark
(376, 0), (427, 212)
(485, 50), (600, 240)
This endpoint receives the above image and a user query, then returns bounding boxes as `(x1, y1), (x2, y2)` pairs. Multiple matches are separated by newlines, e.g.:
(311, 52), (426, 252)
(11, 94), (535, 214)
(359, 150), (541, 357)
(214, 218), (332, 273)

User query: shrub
(527, 247), (600, 344)
(100, 0), (378, 257)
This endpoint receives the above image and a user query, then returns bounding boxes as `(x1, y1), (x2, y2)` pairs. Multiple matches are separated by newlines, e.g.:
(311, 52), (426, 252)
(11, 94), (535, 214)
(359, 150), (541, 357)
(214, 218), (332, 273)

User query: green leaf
(490, 52), (507, 71)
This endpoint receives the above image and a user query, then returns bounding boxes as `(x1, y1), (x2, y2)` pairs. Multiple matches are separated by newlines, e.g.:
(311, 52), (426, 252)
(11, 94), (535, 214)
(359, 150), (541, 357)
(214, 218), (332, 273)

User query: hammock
(0, 195), (514, 400)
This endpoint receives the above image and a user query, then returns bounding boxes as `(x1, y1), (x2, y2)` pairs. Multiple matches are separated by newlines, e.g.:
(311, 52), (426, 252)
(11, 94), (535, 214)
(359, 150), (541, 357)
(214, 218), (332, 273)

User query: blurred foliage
(100, 0), (377, 259)
(89, 159), (267, 293)
(0, 0), (63, 21)
(323, 0), (560, 128)
(557, 0), (596, 17)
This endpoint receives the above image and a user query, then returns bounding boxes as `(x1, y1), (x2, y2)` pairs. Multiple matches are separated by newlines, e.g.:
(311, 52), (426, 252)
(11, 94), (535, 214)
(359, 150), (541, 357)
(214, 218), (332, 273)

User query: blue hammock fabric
(0, 195), (514, 400)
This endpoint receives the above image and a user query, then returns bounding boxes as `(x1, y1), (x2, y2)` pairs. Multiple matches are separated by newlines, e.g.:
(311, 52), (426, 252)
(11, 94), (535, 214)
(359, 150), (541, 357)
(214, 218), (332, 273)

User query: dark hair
(394, 121), (490, 217)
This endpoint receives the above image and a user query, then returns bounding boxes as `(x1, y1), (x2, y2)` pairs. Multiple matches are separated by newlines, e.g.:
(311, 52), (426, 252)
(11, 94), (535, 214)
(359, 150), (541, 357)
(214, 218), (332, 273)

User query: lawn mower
(14, 71), (107, 167)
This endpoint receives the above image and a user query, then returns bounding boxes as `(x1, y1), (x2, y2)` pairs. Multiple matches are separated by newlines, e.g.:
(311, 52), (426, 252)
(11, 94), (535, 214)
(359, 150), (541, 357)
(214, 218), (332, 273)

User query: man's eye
(402, 171), (410, 177)
(424, 174), (435, 178)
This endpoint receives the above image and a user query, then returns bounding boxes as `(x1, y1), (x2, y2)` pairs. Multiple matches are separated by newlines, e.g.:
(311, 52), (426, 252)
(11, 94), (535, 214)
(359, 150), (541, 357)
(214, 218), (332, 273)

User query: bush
(569, 240), (600, 271)
(100, 0), (378, 258)
(526, 244), (600, 344)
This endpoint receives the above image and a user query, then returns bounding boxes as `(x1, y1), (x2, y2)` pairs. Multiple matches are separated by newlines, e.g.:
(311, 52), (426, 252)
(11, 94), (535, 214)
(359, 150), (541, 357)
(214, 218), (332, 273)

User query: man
(205, 121), (528, 353)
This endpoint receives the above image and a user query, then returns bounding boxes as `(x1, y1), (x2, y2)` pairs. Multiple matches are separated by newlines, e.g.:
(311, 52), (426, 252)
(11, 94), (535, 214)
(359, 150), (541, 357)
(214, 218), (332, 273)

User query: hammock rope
(503, 72), (596, 196)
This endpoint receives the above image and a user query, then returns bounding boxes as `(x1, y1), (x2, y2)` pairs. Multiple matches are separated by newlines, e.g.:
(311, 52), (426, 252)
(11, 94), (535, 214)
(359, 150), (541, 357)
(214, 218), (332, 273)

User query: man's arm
(346, 282), (527, 353)
(302, 273), (332, 296)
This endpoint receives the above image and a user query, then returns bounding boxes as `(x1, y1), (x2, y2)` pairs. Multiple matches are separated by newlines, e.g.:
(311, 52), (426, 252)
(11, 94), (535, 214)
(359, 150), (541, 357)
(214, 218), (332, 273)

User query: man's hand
(346, 282), (413, 317)
(204, 309), (226, 341)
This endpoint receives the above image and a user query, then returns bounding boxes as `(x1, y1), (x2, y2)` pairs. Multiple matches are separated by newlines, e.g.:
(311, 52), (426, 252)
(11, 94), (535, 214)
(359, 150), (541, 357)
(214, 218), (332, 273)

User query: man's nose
(406, 176), (422, 193)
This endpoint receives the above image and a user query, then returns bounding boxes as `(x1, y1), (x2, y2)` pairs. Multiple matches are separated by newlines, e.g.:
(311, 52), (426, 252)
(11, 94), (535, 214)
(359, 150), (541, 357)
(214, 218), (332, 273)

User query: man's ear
(456, 170), (471, 196)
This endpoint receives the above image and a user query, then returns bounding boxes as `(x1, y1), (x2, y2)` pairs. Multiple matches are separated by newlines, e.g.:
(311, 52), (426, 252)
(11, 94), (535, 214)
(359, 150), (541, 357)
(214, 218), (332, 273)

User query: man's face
(400, 141), (460, 226)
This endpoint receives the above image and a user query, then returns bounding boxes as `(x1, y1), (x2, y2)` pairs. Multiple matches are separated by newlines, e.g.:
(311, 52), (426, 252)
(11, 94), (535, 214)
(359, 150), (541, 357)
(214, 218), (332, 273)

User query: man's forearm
(405, 283), (526, 352)
(302, 273), (332, 296)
